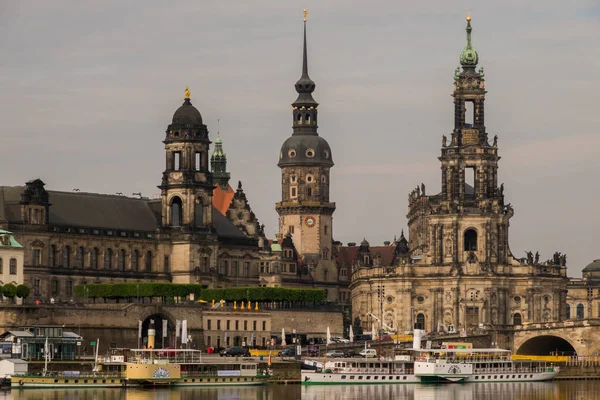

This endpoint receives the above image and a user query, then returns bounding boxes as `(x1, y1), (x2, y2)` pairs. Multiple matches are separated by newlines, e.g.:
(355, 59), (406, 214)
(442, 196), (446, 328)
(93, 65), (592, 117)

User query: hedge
(74, 284), (326, 303)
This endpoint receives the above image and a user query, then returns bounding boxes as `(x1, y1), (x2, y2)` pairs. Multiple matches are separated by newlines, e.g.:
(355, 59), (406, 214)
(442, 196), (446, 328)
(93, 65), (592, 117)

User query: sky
(0, 1), (598, 276)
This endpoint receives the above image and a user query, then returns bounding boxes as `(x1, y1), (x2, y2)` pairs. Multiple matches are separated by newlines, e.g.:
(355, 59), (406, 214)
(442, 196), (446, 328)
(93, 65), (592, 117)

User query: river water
(0, 381), (597, 399)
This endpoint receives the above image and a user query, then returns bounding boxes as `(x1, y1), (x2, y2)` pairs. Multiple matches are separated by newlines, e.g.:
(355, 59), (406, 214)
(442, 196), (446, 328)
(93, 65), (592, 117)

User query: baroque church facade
(348, 17), (571, 335)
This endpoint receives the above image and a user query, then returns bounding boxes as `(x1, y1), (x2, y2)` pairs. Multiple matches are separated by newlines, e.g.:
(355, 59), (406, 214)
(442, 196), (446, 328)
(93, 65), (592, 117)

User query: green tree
(16, 285), (30, 299)
(2, 283), (17, 299)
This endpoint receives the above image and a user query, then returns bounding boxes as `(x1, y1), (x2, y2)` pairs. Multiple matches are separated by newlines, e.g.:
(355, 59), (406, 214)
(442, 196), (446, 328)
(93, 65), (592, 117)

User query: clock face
(304, 216), (315, 228)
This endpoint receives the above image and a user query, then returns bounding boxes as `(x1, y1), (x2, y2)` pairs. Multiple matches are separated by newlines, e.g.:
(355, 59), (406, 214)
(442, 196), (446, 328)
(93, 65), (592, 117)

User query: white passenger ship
(301, 330), (559, 385)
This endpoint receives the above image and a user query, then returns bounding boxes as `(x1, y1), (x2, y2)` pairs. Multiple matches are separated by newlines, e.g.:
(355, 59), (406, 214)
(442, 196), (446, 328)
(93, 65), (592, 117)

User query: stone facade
(349, 18), (569, 336)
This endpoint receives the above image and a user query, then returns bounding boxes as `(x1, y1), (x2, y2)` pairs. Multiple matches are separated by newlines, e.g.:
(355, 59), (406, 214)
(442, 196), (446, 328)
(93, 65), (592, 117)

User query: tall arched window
(464, 229), (477, 251)
(171, 197), (183, 227)
(576, 303), (584, 319)
(118, 249), (126, 271)
(91, 248), (98, 269)
(566, 304), (571, 319)
(104, 248), (113, 270)
(62, 246), (71, 267)
(145, 251), (153, 272)
(49, 244), (56, 267)
(76, 246), (84, 268)
(416, 313), (425, 330)
(195, 197), (204, 227)
(513, 313), (522, 326)
(132, 250), (139, 271)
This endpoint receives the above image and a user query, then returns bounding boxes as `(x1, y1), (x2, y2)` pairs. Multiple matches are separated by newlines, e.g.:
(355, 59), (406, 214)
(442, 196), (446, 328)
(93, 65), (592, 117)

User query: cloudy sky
(1, 1), (598, 275)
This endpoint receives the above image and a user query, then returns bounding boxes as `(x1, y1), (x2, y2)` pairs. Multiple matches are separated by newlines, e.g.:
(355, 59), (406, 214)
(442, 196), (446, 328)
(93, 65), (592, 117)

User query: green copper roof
(0, 229), (23, 248)
(271, 235), (282, 252)
(211, 133), (226, 159)
(459, 18), (479, 67)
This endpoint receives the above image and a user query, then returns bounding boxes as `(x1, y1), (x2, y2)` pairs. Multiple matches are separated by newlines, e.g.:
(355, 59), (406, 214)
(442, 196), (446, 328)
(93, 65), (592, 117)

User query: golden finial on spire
(303, 9), (307, 22)
(466, 8), (471, 22)
(184, 86), (191, 99)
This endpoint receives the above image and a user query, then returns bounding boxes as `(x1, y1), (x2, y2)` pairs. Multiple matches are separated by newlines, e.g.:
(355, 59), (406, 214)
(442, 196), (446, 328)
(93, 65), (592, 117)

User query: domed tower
(159, 88), (213, 231)
(275, 11), (337, 285)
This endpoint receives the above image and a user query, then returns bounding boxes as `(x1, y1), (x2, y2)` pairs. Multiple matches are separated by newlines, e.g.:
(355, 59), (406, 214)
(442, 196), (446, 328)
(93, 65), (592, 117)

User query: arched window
(566, 304), (571, 319)
(118, 249), (126, 271)
(513, 313), (522, 326)
(145, 251), (153, 272)
(91, 248), (98, 269)
(104, 248), (113, 270)
(131, 250), (139, 271)
(195, 197), (204, 227)
(464, 229), (477, 251)
(62, 246), (71, 267)
(171, 197), (183, 227)
(49, 244), (56, 267)
(306, 114), (311, 124)
(416, 313), (425, 330)
(323, 248), (329, 260)
(76, 246), (84, 268)
(297, 113), (302, 124)
(576, 303), (584, 319)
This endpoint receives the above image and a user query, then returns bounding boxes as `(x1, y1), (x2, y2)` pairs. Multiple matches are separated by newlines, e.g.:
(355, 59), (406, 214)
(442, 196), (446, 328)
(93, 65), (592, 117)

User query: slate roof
(337, 244), (397, 266)
(0, 186), (248, 240)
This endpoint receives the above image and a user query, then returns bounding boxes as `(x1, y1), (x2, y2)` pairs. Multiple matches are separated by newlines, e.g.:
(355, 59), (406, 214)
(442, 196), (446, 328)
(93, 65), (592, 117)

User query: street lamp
(377, 283), (385, 358)
(66, 311), (82, 359)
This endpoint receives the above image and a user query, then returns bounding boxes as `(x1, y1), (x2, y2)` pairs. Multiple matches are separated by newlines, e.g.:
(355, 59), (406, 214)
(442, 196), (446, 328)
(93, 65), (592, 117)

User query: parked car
(278, 347), (296, 357)
(344, 349), (359, 358)
(308, 345), (320, 357)
(332, 337), (350, 343)
(219, 346), (250, 357)
(325, 350), (345, 358)
(359, 349), (377, 358)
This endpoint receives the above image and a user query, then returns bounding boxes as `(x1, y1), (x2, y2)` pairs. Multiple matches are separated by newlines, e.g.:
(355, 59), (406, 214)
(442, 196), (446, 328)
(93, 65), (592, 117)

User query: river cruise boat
(12, 348), (269, 389)
(301, 347), (558, 385)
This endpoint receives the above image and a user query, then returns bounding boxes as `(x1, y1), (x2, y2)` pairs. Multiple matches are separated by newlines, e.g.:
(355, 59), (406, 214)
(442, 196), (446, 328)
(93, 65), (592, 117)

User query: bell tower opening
(194, 197), (204, 227)
(465, 166), (475, 197)
(464, 229), (477, 251)
(465, 101), (474, 127)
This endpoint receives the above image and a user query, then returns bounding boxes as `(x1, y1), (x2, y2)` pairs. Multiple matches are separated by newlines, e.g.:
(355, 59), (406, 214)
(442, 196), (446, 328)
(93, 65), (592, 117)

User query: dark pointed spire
(293, 9), (318, 108)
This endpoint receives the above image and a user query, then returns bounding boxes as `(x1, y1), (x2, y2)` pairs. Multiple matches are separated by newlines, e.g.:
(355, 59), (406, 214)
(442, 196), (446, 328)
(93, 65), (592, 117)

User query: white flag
(162, 319), (168, 338)
(181, 320), (188, 344)
(176, 320), (181, 338)
(138, 320), (142, 339)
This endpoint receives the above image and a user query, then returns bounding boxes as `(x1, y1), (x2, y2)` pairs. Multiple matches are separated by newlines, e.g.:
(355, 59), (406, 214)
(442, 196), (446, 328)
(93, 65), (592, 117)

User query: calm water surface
(1, 382), (599, 400)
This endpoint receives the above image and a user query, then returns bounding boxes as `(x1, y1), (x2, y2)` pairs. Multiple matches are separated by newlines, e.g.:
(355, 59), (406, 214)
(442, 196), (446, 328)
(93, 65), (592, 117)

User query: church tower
(159, 88), (213, 231)
(407, 14), (512, 271)
(211, 130), (231, 190)
(276, 11), (337, 285)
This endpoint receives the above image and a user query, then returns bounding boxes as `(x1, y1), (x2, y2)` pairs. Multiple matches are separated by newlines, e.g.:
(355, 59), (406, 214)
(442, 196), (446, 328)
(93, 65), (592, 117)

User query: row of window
(39, 245), (154, 272)
(206, 319), (267, 332)
(205, 335), (265, 348)
(566, 303), (586, 319)
(288, 174), (327, 184)
(258, 262), (296, 275)
(50, 226), (153, 239)
(168, 150), (206, 172)
(0, 258), (18, 275)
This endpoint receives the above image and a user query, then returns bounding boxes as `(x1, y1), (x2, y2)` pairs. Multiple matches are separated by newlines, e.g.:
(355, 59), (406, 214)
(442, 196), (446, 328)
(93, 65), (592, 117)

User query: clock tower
(275, 11), (337, 286)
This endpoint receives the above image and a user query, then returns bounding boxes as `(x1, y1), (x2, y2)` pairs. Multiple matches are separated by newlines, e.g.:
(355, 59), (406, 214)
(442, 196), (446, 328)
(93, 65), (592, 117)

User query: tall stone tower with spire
(275, 11), (338, 292)
(351, 15), (567, 337)
(211, 128), (231, 190)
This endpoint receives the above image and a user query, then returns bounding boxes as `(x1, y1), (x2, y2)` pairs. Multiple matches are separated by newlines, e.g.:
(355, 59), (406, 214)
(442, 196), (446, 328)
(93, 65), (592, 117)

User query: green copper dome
(459, 18), (479, 67)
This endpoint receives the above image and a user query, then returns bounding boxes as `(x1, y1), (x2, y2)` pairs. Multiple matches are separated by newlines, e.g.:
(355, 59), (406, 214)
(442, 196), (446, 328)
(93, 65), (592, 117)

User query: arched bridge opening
(517, 335), (577, 356)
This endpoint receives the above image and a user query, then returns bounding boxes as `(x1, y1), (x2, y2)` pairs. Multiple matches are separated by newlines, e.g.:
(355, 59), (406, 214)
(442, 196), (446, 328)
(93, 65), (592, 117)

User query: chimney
(384, 241), (391, 246)
(348, 242), (356, 247)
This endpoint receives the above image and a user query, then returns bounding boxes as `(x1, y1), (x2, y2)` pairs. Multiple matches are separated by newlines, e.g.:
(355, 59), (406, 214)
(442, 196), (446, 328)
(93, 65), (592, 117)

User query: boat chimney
(412, 329), (422, 350)
(148, 319), (156, 349)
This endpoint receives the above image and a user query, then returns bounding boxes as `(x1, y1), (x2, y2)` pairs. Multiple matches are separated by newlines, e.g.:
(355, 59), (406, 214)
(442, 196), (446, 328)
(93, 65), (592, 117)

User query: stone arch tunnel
(516, 335), (577, 356)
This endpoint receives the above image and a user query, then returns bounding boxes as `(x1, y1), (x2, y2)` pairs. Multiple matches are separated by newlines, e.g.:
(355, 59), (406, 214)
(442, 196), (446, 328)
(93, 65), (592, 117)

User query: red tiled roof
(212, 185), (235, 216)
